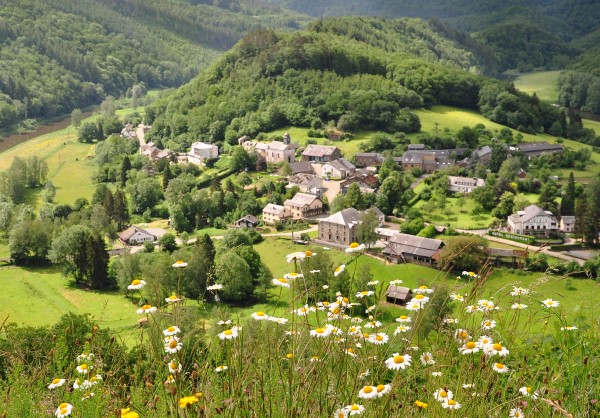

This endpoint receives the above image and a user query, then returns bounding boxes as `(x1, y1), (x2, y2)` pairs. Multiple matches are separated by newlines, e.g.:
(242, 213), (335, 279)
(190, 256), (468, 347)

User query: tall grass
(0, 248), (598, 417)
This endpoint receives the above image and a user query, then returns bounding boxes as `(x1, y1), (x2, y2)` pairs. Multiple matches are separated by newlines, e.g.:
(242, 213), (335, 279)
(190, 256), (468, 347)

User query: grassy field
(412, 194), (494, 229)
(513, 71), (561, 103)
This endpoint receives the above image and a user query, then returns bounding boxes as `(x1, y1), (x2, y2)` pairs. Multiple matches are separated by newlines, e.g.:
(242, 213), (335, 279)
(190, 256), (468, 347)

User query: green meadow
(513, 71), (561, 103)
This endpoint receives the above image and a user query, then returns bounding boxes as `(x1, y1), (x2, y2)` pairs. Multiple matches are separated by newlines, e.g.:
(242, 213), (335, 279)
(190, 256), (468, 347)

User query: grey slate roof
(509, 204), (556, 223)
(383, 233), (444, 259)
(302, 144), (339, 157)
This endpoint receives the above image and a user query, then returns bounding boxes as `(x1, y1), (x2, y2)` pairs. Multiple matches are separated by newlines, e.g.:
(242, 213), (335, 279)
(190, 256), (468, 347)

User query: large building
(262, 203), (290, 225)
(447, 176), (486, 194)
(188, 142), (219, 164)
(301, 144), (342, 163)
(354, 152), (384, 167)
(382, 233), (444, 266)
(516, 142), (563, 159)
(118, 226), (156, 246)
(283, 193), (323, 219)
(400, 150), (454, 173)
(317, 207), (384, 247)
(243, 140), (297, 164)
(507, 204), (559, 236)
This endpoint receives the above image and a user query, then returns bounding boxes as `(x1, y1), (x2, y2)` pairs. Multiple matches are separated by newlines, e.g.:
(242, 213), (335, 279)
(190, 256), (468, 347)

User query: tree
(100, 96), (116, 119)
(86, 234), (113, 289)
(162, 163), (173, 191)
(159, 233), (178, 252)
(456, 196), (466, 213)
(78, 122), (98, 143)
(128, 177), (163, 214)
(537, 182), (559, 214)
(356, 208), (380, 248)
(438, 236), (487, 272)
(131, 84), (144, 109)
(560, 172), (575, 216)
(0, 201), (13, 237)
(513, 194), (531, 212)
(215, 251), (253, 304)
(71, 108), (83, 127)
(492, 192), (515, 218)
(49, 225), (90, 284)
(344, 183), (364, 210)
(9, 218), (52, 264)
(120, 156), (131, 188)
(112, 189), (129, 230)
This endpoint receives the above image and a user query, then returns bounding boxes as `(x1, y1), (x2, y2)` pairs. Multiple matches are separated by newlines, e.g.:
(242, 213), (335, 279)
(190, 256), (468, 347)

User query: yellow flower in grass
(179, 395), (199, 409)
(121, 408), (140, 418)
(163, 325), (181, 336)
(54, 402), (73, 417)
(415, 400), (427, 409)
(127, 279), (146, 290)
(375, 383), (392, 397)
(48, 378), (65, 389)
(385, 353), (412, 370)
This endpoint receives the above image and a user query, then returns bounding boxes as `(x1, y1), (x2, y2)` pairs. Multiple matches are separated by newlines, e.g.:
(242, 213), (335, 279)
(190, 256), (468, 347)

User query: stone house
(560, 216), (575, 233)
(317, 207), (384, 247)
(301, 144), (342, 163)
(507, 204), (559, 236)
(516, 142), (563, 159)
(283, 193), (323, 219)
(400, 150), (453, 174)
(243, 140), (297, 164)
(320, 158), (356, 179)
(354, 152), (384, 167)
(262, 203), (290, 225)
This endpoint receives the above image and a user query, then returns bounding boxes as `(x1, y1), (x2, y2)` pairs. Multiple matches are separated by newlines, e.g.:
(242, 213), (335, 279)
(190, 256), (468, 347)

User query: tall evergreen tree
(120, 156), (131, 188)
(113, 189), (130, 230)
(86, 234), (112, 289)
(162, 163), (172, 191)
(560, 172), (576, 216)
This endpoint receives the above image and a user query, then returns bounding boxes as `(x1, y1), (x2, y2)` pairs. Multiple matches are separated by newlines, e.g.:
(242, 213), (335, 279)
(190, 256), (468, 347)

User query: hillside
(0, 0), (307, 130)
(146, 17), (567, 149)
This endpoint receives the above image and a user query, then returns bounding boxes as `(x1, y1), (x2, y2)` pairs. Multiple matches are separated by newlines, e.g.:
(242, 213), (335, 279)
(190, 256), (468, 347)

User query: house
(400, 150), (453, 174)
(355, 153), (384, 167)
(507, 204), (559, 236)
(339, 172), (379, 195)
(560, 216), (576, 233)
(382, 233), (444, 266)
(118, 226), (156, 246)
(321, 158), (356, 179)
(283, 193), (324, 219)
(475, 145), (493, 166)
(407, 144), (426, 151)
(243, 140), (297, 164)
(262, 203), (291, 225)
(517, 168), (528, 180)
(317, 207), (384, 247)
(386, 285), (413, 305)
(516, 142), (563, 159)
(301, 144), (342, 163)
(188, 142), (219, 164)
(288, 161), (314, 175)
(236, 215), (259, 228)
(121, 123), (136, 139)
(287, 174), (324, 195)
(447, 176), (486, 194)
(140, 142), (172, 161)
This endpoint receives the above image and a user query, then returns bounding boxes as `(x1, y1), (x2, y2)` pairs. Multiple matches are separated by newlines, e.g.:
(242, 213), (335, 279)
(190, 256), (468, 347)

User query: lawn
(513, 71), (561, 103)
(412, 194), (494, 229)
(0, 266), (141, 344)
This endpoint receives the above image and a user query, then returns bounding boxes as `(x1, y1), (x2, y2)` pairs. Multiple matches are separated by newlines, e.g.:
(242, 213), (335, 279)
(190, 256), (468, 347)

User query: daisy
(541, 298), (560, 308)
(465, 305), (481, 313)
(519, 387), (538, 399)
(365, 305), (376, 313)
(484, 343), (509, 357)
(284, 272), (303, 280)
(206, 284), (223, 291)
(458, 341), (479, 355)
(478, 299), (496, 311)
(76, 364), (90, 374)
(396, 315), (411, 323)
(344, 404), (365, 415)
(462, 383), (475, 389)
(385, 353), (412, 370)
(443, 318), (458, 324)
(481, 319), (496, 330)
(375, 383), (392, 397)
(510, 287), (530, 296)
(334, 265), (346, 276)
(168, 360), (182, 374)
(346, 242), (365, 253)
(390, 279), (403, 285)
(164, 337), (183, 354)
(346, 348), (358, 357)
(172, 260), (188, 268)
(363, 320), (381, 329)
(304, 250), (316, 257)
(76, 353), (94, 363)
(433, 388), (453, 402)
(355, 290), (374, 298)
(431, 371), (443, 377)
(286, 252), (306, 263)
(81, 392), (95, 401)
(454, 329), (470, 342)
(215, 365), (228, 372)
(321, 283), (327, 287)
(333, 409), (348, 418)
(272, 278), (291, 288)
(163, 326), (181, 336)
(420, 352), (435, 365)
(218, 328), (239, 340)
(178, 395), (199, 409)
(511, 303), (528, 310)
(412, 294), (430, 304)
(414, 285), (434, 294)
(48, 378), (66, 389)
(311, 270), (322, 274)
(442, 399), (461, 410)
(137, 304), (157, 314)
(449, 293), (464, 301)
(164, 375), (175, 385)
(295, 305), (316, 316)
(368, 333), (389, 345)
(492, 362), (509, 373)
(127, 279), (146, 290)
(367, 280), (379, 286)
(251, 311), (269, 321)
(310, 327), (331, 338)
(478, 335), (493, 346)
(54, 402), (73, 417)
(509, 407), (525, 418)
(165, 295), (181, 303)
(561, 325), (578, 331)
(406, 301), (422, 311)
(394, 325), (411, 335)
(358, 386), (378, 399)
(269, 317), (288, 324)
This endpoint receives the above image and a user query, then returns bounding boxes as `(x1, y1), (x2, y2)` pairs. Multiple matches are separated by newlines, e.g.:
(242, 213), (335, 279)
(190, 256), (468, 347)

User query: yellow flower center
(176, 260), (184, 264)
(60, 408), (68, 414)
(315, 328), (325, 334)
(376, 384), (385, 392)
(526, 387), (531, 393)
(439, 390), (447, 398)
(362, 291), (369, 295)
(350, 242), (359, 248)
(419, 285), (428, 289)
(415, 294), (425, 300)
(224, 330), (233, 335)
(363, 386), (373, 393)
(466, 341), (476, 349)
(278, 278), (288, 283)
(286, 353), (293, 358)
(492, 343), (502, 351)
(305, 250), (313, 256)
(141, 304), (151, 310)
(343, 297), (349, 303)
(132, 279), (141, 285)
(168, 326), (176, 332)
(52, 378), (61, 384)
(80, 364), (87, 370)
(332, 307), (340, 314)
(448, 400), (456, 405)
(376, 335), (383, 341)
(59, 403), (68, 409)
(351, 405), (359, 411)
(169, 340), (177, 348)
(337, 414), (345, 418)
(495, 363), (504, 369)
(335, 266), (342, 272)
(400, 315), (408, 320)
(256, 311), (265, 316)
(460, 331), (468, 339)
(322, 302), (329, 306)
(393, 355), (404, 364)
(485, 321), (492, 326)
(363, 333), (370, 339)
(347, 348), (354, 353)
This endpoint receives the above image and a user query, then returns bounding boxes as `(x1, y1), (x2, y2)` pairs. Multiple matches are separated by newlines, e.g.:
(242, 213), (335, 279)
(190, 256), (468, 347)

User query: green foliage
(438, 235), (487, 272)
(158, 233), (177, 253)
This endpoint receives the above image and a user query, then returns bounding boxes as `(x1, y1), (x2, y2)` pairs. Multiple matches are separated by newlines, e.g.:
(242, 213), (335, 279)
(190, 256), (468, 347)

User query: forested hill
(269, 0), (600, 73)
(145, 17), (565, 150)
(0, 0), (306, 130)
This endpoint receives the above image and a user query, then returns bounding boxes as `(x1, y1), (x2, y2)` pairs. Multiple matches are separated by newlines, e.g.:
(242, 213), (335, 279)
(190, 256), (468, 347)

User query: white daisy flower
(492, 362), (509, 373)
(384, 353), (412, 370)
(420, 352), (435, 365)
(48, 378), (66, 389)
(334, 264), (346, 276)
(433, 388), (453, 402)
(357, 385), (378, 399)
(251, 311), (270, 321)
(272, 278), (291, 288)
(345, 242), (365, 253)
(127, 279), (146, 290)
(54, 402), (73, 417)
(441, 400), (461, 409)
(541, 298), (560, 308)
(344, 404), (365, 415)
(137, 304), (157, 314)
(375, 383), (392, 397)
